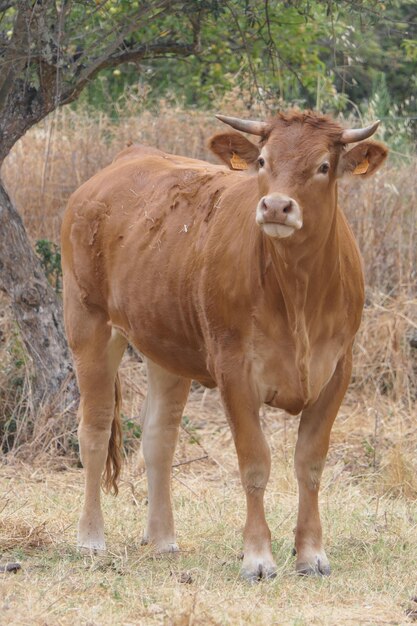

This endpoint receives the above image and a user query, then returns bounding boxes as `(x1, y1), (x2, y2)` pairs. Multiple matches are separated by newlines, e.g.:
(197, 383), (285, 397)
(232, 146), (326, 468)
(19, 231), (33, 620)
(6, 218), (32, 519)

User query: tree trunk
(0, 179), (76, 412)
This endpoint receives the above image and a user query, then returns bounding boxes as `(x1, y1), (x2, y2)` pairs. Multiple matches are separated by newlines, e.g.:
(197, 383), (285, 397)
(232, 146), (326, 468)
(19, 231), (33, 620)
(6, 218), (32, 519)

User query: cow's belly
(109, 307), (215, 386)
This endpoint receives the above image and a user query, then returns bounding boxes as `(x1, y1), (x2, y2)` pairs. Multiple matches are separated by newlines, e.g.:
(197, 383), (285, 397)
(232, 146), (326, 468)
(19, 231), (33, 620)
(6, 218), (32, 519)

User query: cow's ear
(338, 140), (388, 179)
(208, 132), (260, 170)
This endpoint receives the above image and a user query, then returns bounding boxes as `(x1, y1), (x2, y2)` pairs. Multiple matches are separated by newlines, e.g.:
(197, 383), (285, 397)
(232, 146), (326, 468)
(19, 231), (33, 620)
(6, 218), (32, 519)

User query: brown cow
(61, 110), (387, 581)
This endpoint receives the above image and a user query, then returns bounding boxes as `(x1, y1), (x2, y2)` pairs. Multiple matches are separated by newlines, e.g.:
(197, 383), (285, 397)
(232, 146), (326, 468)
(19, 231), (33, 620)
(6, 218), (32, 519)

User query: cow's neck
(263, 201), (342, 399)
(266, 200), (341, 296)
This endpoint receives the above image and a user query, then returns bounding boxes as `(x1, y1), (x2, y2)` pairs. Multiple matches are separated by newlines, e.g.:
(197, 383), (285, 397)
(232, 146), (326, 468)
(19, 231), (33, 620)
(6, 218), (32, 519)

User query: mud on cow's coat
(61, 110), (388, 581)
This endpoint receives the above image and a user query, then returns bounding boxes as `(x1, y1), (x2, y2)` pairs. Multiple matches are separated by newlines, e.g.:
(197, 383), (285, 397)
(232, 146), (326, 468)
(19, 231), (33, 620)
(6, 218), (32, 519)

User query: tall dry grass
(0, 104), (416, 458)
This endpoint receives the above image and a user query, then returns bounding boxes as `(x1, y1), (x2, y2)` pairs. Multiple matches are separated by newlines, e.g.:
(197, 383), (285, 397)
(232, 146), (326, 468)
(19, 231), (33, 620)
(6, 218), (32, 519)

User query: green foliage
(122, 416), (142, 454)
(2, 1), (415, 127)
(72, 0), (416, 124)
(35, 240), (62, 294)
(403, 38), (417, 61)
(329, 1), (417, 117)
(182, 415), (200, 444)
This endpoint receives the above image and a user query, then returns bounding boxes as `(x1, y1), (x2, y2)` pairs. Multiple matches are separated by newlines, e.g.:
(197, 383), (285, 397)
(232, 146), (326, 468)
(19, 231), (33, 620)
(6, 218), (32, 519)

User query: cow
(61, 110), (388, 581)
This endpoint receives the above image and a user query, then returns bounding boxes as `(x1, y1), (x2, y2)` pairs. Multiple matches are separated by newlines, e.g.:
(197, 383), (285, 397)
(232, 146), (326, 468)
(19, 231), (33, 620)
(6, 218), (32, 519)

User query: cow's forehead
(262, 113), (344, 161)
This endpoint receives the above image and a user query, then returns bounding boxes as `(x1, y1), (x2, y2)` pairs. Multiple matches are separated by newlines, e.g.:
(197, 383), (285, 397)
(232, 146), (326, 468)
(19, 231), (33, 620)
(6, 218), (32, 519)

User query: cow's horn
(341, 120), (380, 143)
(215, 114), (268, 136)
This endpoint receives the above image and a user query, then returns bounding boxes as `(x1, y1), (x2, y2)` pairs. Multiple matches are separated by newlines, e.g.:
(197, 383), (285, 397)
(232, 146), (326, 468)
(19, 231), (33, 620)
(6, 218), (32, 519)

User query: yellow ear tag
(353, 158), (369, 175)
(230, 153), (248, 170)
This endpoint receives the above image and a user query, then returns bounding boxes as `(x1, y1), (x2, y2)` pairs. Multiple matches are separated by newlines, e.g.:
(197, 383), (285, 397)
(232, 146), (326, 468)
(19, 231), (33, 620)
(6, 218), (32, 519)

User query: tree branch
(0, 2), (31, 108)
(95, 39), (197, 68)
(0, 1), (14, 12)
(59, 35), (198, 107)
(72, 0), (172, 83)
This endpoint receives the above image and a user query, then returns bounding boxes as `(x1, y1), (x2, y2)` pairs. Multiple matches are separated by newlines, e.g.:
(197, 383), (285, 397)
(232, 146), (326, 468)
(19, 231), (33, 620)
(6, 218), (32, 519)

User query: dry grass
(0, 517), (52, 552)
(353, 293), (416, 404)
(0, 374), (416, 625)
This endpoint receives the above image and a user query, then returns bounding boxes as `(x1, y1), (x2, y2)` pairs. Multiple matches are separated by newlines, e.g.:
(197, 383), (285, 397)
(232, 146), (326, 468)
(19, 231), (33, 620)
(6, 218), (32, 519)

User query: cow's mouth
(255, 194), (302, 239)
(259, 222), (296, 239)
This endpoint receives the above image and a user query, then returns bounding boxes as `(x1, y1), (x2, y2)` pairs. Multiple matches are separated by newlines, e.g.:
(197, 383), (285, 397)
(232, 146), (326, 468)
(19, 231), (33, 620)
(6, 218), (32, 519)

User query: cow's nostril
(261, 198), (268, 212)
(283, 202), (292, 214)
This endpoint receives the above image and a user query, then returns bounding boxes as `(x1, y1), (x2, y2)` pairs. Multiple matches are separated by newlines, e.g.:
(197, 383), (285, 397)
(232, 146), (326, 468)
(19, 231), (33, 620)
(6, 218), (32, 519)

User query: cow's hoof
(78, 544), (107, 556)
(77, 516), (105, 555)
(158, 542), (179, 554)
(296, 556), (331, 577)
(241, 556), (277, 583)
(141, 536), (179, 554)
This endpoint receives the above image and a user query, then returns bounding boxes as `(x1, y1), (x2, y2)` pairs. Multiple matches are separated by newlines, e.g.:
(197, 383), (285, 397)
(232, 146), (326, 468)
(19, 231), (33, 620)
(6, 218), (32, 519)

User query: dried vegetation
(0, 104), (416, 624)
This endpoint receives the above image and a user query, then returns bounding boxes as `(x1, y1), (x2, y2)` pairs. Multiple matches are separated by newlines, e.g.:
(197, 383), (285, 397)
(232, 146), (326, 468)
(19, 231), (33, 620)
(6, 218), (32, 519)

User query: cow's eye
(258, 157), (265, 168)
(318, 161), (330, 174)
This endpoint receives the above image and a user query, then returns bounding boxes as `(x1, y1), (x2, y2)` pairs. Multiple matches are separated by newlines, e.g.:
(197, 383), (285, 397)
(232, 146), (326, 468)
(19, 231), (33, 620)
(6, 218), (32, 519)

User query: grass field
(1, 106), (416, 625)
(1, 360), (417, 625)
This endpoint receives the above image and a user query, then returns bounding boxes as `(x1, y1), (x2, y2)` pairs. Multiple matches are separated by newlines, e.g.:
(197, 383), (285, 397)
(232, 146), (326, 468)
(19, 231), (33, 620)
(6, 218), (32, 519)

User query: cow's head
(209, 111), (388, 240)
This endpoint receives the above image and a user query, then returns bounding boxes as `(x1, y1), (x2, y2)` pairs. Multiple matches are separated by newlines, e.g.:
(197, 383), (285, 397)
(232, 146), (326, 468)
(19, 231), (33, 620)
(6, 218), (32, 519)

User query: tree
(0, 0), (203, 412)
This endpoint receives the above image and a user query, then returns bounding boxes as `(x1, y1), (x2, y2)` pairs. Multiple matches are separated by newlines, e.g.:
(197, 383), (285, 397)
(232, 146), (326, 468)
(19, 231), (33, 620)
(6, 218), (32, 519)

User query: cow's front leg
(294, 352), (352, 576)
(220, 376), (276, 581)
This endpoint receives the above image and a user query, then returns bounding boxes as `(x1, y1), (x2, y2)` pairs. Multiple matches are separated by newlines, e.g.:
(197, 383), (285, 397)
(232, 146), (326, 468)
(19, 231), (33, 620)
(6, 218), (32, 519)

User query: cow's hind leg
(294, 352), (352, 576)
(68, 306), (127, 553)
(141, 358), (190, 552)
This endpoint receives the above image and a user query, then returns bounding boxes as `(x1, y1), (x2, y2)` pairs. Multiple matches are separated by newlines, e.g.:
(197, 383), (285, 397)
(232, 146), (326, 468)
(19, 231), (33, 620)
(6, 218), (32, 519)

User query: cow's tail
(103, 373), (123, 495)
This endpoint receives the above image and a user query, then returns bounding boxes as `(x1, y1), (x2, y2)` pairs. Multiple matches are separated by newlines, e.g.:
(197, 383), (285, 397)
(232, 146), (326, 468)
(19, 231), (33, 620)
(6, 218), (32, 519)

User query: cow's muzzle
(256, 193), (302, 238)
